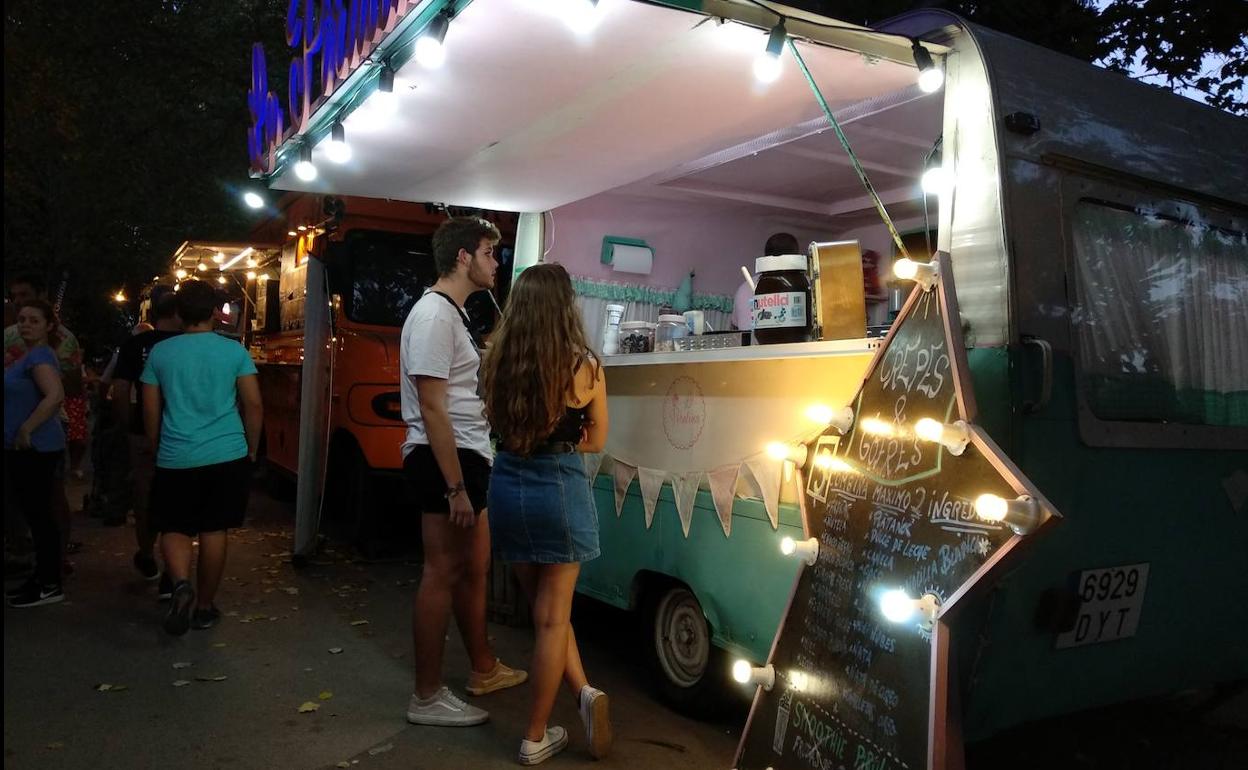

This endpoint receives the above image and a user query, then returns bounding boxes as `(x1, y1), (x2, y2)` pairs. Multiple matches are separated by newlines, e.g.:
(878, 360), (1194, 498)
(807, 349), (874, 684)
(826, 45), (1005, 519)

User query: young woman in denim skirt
(481, 263), (612, 765)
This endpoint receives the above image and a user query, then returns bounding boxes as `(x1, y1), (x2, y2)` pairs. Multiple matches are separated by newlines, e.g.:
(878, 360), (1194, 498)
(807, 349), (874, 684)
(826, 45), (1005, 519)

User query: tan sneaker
(579, 685), (612, 759)
(466, 659), (528, 696)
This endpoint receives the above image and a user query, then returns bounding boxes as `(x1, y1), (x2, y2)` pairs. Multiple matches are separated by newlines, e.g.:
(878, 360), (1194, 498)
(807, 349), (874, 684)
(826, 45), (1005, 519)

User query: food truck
(243, 0), (1247, 754)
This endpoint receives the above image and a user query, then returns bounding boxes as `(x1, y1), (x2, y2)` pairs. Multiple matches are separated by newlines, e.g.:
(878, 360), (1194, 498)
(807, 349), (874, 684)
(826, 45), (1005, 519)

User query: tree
(794, 0), (1246, 115)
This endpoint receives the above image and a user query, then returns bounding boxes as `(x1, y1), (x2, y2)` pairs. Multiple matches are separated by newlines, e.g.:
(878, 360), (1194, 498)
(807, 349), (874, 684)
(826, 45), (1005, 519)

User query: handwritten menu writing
(736, 287), (1025, 770)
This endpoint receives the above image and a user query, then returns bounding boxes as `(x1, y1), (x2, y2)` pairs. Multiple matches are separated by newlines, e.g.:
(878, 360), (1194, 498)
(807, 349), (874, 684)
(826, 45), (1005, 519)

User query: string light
(213, 252), (225, 264)
(975, 494), (1042, 534)
(246, 271), (257, 281)
(217, 275), (228, 285)
(197, 263), (208, 272)
(780, 536), (819, 566)
(858, 417), (896, 437)
(175, 268), (188, 279)
(914, 418), (970, 456)
(113, 291), (127, 303)
(732, 660), (775, 691)
(813, 451), (854, 472)
(893, 257), (939, 290)
(287, 230), (297, 237)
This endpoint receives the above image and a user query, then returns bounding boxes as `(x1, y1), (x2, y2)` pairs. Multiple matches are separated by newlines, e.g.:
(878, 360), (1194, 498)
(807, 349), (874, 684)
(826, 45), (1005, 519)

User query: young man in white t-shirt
(400, 217), (527, 727)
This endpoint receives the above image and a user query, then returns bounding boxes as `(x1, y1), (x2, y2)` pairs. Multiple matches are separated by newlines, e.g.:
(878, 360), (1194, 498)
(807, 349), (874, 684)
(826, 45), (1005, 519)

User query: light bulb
(213, 252), (225, 263)
(221, 302), (231, 314)
(113, 291), (126, 302)
(813, 452), (853, 473)
(217, 276), (227, 285)
(247, 257), (258, 268)
(732, 660), (775, 691)
(859, 417), (896, 437)
(765, 441), (807, 466)
(921, 166), (953, 197)
(806, 404), (854, 434)
(753, 52), (782, 83)
(369, 65), (398, 116)
(198, 263), (208, 272)
(243, 191), (265, 209)
(880, 589), (917, 623)
(175, 269), (187, 279)
(892, 257), (939, 290)
(780, 536), (819, 566)
(246, 271), (257, 280)
(918, 66), (944, 94)
(974, 493), (1041, 534)
(294, 159), (318, 181)
(174, 284), (180, 292)
(564, 0), (602, 34)
(415, 13), (449, 69)
(914, 418), (970, 455)
(325, 120), (352, 164)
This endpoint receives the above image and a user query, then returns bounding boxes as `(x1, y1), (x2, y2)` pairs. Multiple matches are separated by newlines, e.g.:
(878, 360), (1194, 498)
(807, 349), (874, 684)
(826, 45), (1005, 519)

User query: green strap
(788, 39), (912, 261)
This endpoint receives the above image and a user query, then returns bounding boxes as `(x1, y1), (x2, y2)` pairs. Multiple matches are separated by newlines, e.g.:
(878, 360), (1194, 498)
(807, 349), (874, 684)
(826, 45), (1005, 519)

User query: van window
(1070, 200), (1247, 427)
(343, 230), (436, 327)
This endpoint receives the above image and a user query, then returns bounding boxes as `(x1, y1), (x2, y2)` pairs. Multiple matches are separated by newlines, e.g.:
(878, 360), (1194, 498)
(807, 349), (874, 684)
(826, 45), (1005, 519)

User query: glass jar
(655, 314), (687, 352)
(752, 254), (812, 344)
(618, 321), (655, 354)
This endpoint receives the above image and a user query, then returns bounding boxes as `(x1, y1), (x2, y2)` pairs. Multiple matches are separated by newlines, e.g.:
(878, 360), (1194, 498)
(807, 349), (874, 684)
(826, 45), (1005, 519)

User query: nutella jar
(752, 254), (812, 344)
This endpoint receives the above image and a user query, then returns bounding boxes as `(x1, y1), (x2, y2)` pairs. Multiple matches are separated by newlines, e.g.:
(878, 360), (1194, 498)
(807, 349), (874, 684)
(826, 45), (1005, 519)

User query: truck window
(343, 230), (436, 327)
(1070, 199), (1247, 428)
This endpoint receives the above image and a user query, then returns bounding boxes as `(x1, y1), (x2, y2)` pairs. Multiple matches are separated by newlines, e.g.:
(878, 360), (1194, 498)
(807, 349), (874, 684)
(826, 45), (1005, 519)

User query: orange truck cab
(249, 193), (515, 551)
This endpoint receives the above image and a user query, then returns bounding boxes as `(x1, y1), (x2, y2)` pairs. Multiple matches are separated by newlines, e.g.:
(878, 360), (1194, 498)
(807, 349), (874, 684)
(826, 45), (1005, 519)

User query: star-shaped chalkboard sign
(734, 251), (1060, 770)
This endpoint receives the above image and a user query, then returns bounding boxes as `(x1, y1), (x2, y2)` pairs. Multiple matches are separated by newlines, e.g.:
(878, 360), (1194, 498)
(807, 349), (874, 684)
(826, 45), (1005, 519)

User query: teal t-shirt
(140, 332), (258, 469)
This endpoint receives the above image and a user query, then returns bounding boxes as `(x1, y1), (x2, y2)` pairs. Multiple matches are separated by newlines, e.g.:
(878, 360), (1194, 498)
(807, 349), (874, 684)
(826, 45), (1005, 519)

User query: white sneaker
(579, 685), (612, 759)
(519, 726), (568, 766)
(406, 686), (489, 726)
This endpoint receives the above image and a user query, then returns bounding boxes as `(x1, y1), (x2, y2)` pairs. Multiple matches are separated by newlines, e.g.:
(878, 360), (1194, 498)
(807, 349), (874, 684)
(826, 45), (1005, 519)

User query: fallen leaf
(328, 647), (344, 655)
(336, 763), (351, 769)
(282, 587), (299, 595)
(212, 642), (228, 648)
(318, 690), (333, 700)
(304, 668), (314, 673)
(95, 683), (128, 692)
(349, 620), (368, 626)
(172, 662), (193, 669)
(172, 680), (192, 687)
(367, 743), (394, 757)
(297, 701), (320, 713)
(194, 675), (228, 682)
(46, 742), (65, 750)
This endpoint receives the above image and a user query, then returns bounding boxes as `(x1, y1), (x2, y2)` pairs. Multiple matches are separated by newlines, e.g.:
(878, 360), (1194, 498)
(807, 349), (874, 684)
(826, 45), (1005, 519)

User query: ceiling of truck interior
(273, 0), (943, 228)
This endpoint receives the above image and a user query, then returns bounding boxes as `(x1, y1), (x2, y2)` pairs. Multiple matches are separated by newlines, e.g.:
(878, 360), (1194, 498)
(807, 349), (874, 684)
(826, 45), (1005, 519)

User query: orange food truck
(244, 194), (514, 551)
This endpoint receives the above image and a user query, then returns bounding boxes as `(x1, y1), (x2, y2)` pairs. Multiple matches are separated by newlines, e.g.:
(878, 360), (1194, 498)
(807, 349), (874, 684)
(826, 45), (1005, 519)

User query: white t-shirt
(399, 291), (493, 464)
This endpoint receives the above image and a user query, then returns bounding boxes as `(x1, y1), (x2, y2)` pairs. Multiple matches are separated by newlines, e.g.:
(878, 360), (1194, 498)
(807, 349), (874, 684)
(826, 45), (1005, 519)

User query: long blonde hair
(481, 263), (597, 455)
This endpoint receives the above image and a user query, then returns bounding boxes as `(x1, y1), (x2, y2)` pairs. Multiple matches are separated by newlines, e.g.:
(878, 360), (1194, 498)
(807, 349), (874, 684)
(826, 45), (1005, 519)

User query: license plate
(1055, 563), (1150, 649)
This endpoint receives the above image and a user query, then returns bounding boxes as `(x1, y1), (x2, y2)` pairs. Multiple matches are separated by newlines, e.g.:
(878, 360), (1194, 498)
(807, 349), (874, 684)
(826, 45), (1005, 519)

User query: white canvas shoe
(579, 685), (612, 759)
(519, 726), (568, 766)
(406, 686), (489, 726)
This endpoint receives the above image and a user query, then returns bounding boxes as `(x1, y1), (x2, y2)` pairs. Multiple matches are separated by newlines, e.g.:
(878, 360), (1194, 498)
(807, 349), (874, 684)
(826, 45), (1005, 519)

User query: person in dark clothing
(111, 291), (182, 594)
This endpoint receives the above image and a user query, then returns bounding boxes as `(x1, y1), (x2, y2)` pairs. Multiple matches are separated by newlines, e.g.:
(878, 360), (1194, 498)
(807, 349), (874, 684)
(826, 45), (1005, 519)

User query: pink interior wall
(545, 193), (850, 296)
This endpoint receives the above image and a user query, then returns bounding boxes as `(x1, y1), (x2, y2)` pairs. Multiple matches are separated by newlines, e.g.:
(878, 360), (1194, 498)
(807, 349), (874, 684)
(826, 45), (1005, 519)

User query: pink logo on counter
(662, 376), (706, 450)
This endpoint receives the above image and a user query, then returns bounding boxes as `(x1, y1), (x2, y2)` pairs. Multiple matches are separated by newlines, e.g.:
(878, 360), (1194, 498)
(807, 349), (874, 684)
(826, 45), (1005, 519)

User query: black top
(546, 405), (587, 444)
(113, 329), (181, 434)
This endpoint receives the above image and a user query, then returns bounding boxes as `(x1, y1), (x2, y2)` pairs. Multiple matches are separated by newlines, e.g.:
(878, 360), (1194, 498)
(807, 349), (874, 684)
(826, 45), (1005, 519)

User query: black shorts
(403, 445), (491, 515)
(150, 457), (252, 535)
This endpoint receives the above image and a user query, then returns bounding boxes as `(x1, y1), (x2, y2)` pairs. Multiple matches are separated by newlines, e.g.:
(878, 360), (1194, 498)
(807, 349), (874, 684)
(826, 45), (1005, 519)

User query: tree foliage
(796, 0), (1246, 115)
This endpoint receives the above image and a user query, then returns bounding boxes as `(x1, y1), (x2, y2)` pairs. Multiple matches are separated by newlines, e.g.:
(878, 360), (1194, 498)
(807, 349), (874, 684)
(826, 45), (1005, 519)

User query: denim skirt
(488, 450), (601, 564)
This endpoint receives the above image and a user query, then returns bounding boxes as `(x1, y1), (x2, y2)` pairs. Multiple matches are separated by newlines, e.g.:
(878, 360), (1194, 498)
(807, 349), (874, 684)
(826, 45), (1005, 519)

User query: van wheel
(645, 585), (727, 717)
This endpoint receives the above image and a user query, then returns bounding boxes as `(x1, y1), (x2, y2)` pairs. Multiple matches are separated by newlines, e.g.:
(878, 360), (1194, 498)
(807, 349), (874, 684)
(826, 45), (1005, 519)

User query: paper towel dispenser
(600, 236), (653, 275)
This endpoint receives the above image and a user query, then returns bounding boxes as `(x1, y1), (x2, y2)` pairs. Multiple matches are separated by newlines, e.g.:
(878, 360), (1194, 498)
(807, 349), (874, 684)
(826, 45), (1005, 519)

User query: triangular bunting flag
(706, 463), (741, 537)
(743, 455), (784, 530)
(637, 467), (667, 530)
(670, 472), (703, 538)
(584, 452), (605, 483)
(611, 460), (637, 518)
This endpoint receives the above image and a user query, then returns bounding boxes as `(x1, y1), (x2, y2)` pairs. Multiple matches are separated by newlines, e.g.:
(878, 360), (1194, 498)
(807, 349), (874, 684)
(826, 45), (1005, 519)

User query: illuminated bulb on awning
(914, 418), (971, 456)
(974, 493), (1042, 535)
(807, 404), (855, 434)
(369, 65), (398, 116)
(563, 0), (602, 34)
(780, 536), (819, 566)
(858, 417), (896, 437)
(415, 12), (449, 69)
(197, 263), (208, 272)
(912, 42), (944, 93)
(813, 451), (853, 473)
(217, 276), (227, 285)
(732, 660), (775, 691)
(325, 120), (352, 164)
(243, 190), (265, 209)
(175, 269), (188, 279)
(921, 166), (953, 198)
(893, 257), (939, 290)
(753, 20), (786, 84)
(294, 143), (318, 181)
